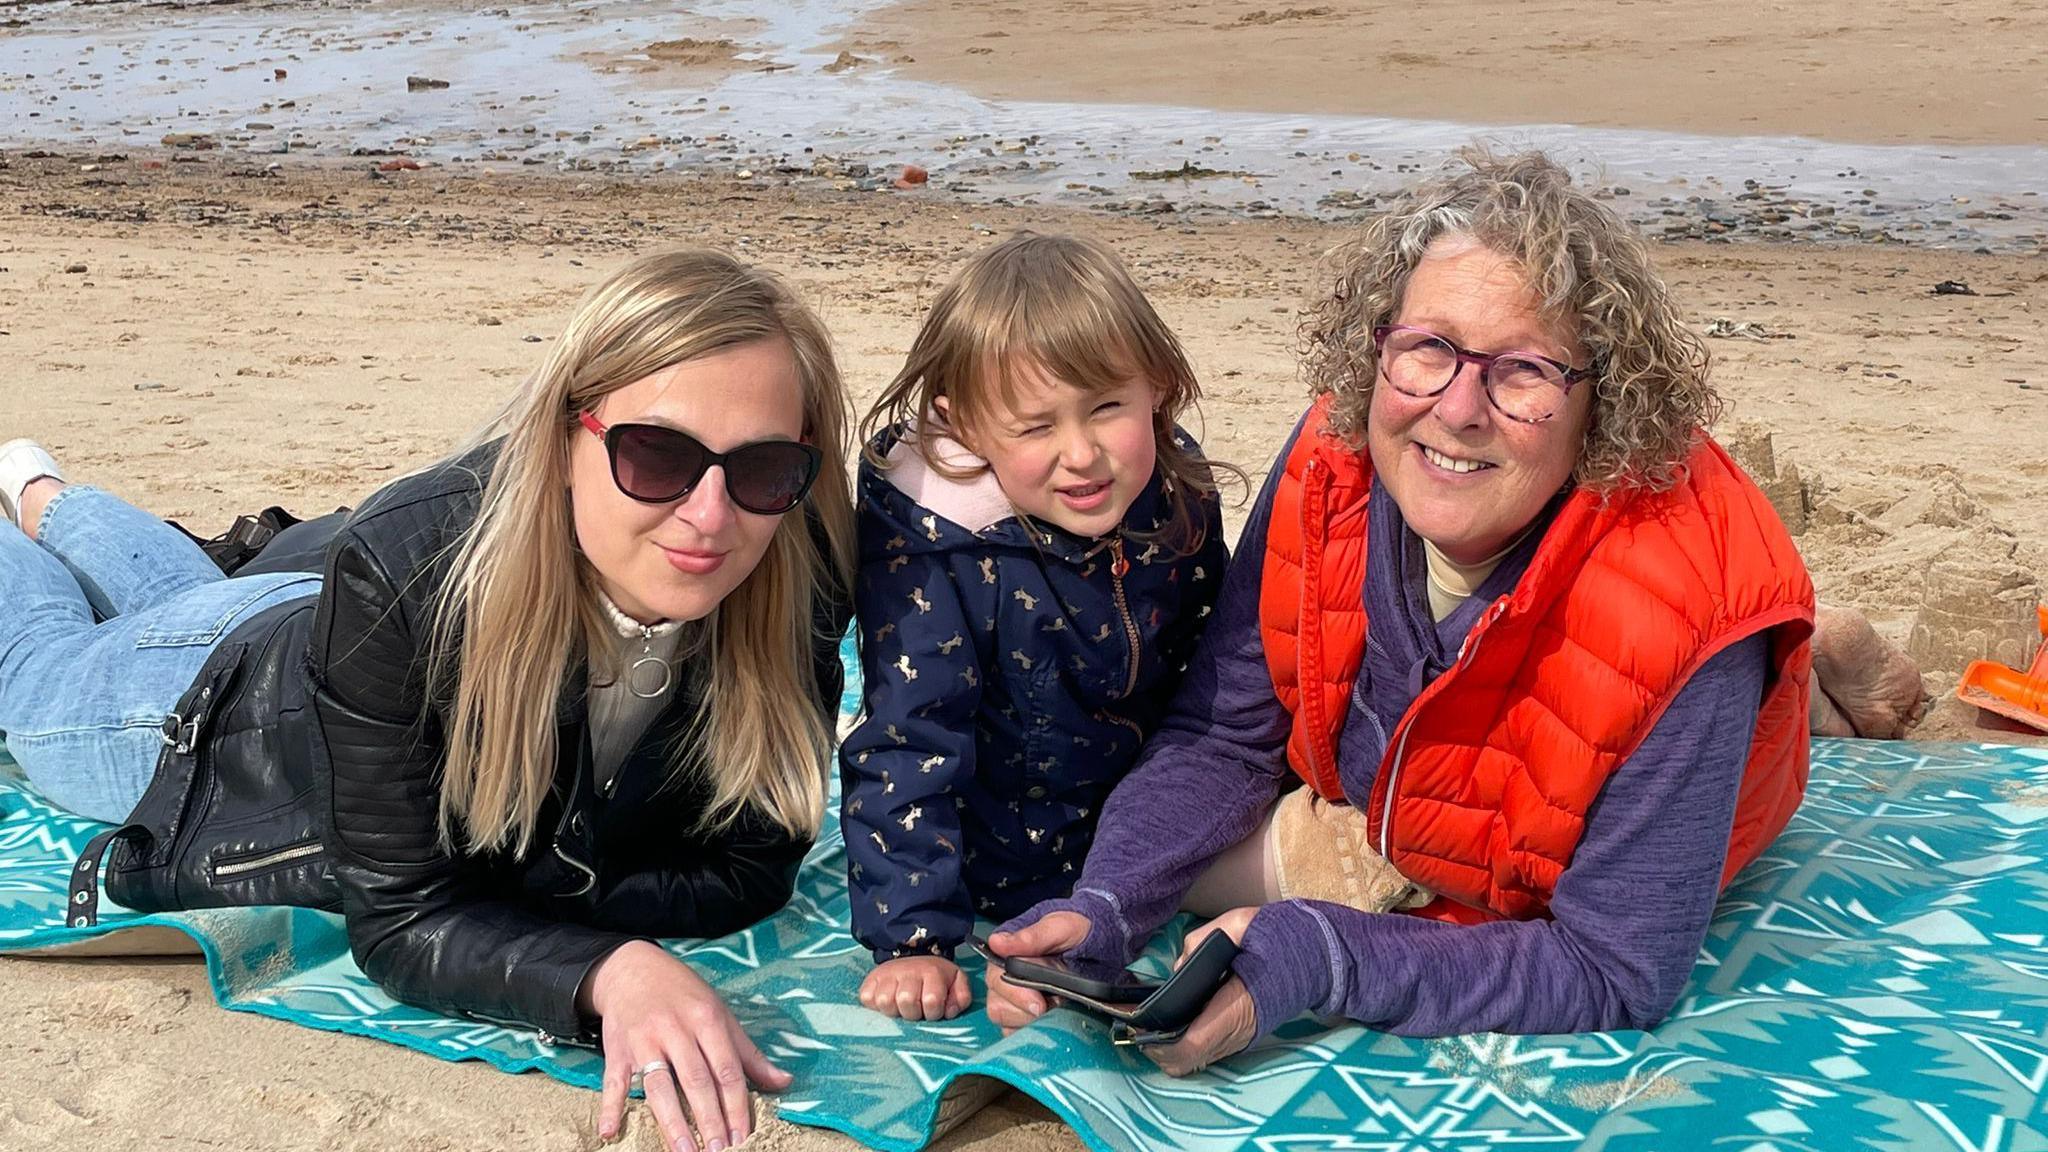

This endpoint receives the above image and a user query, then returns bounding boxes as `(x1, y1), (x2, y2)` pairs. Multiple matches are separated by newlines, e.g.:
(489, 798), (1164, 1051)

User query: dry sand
(2, 13), (2046, 1143)
(847, 0), (2048, 146)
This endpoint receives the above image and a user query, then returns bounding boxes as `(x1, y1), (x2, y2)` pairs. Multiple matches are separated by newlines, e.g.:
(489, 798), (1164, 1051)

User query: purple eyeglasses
(1372, 324), (1593, 425)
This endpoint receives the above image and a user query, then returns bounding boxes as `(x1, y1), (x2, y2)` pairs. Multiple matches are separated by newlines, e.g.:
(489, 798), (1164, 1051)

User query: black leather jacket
(72, 447), (849, 1041)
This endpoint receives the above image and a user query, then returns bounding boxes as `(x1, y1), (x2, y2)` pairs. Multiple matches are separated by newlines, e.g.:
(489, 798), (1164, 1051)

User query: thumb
(734, 1026), (792, 1090)
(992, 910), (1090, 957)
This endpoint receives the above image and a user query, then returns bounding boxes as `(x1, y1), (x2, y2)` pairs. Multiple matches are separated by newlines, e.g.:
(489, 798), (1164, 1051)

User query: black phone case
(972, 931), (1241, 1046)
(998, 954), (1164, 1003)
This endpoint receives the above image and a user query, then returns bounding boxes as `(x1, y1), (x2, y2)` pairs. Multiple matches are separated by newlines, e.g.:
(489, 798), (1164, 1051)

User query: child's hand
(860, 955), (973, 1020)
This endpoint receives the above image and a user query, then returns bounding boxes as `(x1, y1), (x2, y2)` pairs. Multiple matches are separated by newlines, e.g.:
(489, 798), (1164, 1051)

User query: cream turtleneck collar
(588, 588), (687, 788)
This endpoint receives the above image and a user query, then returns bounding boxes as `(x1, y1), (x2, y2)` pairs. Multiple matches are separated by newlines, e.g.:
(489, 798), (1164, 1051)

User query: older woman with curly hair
(983, 148), (1834, 1072)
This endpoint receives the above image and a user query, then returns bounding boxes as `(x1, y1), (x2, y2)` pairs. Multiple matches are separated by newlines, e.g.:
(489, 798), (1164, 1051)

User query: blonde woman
(0, 250), (853, 1151)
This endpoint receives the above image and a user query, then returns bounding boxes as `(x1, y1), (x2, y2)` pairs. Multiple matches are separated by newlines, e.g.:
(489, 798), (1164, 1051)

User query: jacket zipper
(553, 841), (597, 896)
(210, 838), (323, 880)
(1298, 459), (1342, 797)
(165, 663), (241, 908)
(454, 1006), (596, 1049)
(1108, 538), (1140, 699)
(1372, 597), (1510, 859)
(1095, 709), (1144, 742)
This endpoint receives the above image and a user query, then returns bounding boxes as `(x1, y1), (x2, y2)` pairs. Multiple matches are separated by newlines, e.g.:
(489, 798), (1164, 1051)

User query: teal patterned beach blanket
(2, 644), (2044, 1151)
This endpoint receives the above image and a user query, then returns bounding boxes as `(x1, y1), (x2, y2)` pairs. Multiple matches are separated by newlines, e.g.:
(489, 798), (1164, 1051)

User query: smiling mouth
(1060, 481), (1110, 498)
(658, 544), (729, 574)
(1419, 444), (1496, 474)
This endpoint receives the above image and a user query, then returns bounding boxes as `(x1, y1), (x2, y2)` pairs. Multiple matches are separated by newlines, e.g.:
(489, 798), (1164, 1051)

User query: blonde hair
(1301, 147), (1719, 493)
(428, 250), (854, 856)
(863, 231), (1224, 548)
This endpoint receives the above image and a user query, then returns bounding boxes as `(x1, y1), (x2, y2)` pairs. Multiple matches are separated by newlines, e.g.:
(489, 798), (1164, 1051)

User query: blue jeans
(0, 486), (321, 823)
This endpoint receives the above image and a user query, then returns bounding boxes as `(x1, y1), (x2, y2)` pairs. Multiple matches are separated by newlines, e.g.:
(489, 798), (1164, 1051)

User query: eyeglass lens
(1379, 328), (1569, 423)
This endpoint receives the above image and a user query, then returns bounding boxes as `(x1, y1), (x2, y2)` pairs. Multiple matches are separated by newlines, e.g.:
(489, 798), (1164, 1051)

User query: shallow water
(4, 0), (2044, 249)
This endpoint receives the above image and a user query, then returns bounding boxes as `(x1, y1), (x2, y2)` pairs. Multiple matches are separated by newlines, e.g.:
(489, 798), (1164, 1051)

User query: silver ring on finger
(630, 1058), (671, 1089)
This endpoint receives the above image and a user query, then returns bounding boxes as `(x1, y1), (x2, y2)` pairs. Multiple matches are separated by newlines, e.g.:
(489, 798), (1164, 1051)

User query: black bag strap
(66, 651), (242, 927)
(164, 505), (316, 577)
(66, 823), (151, 928)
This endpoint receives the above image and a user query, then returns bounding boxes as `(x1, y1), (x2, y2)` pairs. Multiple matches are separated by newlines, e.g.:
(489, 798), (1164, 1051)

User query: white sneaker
(0, 439), (66, 529)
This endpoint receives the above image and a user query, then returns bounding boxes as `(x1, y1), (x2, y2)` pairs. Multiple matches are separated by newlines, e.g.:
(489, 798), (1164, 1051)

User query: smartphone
(1115, 929), (1239, 1044)
(967, 929), (1241, 1046)
(966, 934), (1163, 1002)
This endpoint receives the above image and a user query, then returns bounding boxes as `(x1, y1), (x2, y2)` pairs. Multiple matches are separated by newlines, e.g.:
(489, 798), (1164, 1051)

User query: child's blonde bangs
(947, 292), (1164, 437)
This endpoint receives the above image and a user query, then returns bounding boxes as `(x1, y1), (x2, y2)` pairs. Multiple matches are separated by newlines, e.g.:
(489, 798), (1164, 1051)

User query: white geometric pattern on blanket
(2, 643), (2045, 1151)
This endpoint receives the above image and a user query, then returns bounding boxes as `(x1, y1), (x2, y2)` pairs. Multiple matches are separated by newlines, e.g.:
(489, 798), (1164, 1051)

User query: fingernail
(599, 1125), (616, 1142)
(709, 1140), (727, 1152)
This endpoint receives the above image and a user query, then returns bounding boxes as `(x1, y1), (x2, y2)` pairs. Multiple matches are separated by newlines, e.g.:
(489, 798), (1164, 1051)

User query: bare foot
(1811, 604), (1926, 739)
(16, 476), (66, 541)
(1809, 670), (1857, 737)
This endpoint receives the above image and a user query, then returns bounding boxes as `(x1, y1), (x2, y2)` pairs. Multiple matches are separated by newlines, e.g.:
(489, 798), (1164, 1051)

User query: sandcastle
(1909, 562), (2045, 674)
(1722, 422), (1808, 536)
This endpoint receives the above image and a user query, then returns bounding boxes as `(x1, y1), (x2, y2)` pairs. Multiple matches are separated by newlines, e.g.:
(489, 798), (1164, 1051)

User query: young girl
(840, 231), (1230, 1020)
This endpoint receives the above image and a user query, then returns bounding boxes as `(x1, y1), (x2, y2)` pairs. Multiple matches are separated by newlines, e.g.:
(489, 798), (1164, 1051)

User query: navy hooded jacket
(839, 423), (1228, 962)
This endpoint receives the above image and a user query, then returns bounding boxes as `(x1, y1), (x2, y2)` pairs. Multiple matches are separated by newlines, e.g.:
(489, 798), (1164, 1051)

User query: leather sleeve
(586, 810), (812, 938)
(309, 525), (631, 1039)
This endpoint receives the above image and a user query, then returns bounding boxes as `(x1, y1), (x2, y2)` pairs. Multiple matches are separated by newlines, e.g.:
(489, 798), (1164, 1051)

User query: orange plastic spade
(1955, 605), (2048, 733)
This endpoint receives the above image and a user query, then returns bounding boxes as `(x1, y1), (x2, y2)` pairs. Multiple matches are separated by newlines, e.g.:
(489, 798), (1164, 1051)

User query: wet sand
(851, 0), (2048, 147)
(5, 0), (2045, 249)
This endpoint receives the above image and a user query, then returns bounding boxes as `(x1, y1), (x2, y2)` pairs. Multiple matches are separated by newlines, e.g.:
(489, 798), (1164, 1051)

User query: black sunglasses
(579, 411), (821, 515)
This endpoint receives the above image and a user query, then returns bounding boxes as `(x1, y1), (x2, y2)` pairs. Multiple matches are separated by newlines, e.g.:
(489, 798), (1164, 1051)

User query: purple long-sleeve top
(1002, 423), (1771, 1039)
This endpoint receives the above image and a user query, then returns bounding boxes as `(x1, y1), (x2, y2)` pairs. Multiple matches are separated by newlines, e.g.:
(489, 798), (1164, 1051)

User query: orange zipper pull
(1109, 538), (1130, 578)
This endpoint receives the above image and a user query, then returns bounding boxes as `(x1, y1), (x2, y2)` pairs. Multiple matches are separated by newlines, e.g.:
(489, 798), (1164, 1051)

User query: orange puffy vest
(1260, 398), (1814, 920)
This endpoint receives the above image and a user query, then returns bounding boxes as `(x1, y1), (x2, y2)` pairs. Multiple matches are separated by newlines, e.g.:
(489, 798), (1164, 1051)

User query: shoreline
(4, 2), (2044, 254)
(843, 0), (2048, 149)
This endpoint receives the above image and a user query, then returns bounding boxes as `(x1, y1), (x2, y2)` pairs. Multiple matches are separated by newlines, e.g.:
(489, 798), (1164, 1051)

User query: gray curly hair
(1301, 147), (1718, 493)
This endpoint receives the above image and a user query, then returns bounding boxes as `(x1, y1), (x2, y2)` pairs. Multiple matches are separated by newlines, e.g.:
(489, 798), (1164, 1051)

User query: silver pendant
(628, 653), (673, 699)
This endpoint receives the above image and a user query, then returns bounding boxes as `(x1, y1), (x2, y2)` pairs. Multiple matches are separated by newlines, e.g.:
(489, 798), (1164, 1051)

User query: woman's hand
(1141, 906), (1261, 1076)
(983, 911), (1092, 1031)
(1143, 977), (1258, 1077)
(1174, 906), (1257, 967)
(587, 941), (793, 1150)
(860, 955), (973, 1020)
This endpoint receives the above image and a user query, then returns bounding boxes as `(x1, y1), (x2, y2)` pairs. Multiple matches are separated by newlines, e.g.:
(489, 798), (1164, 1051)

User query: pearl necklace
(595, 589), (685, 700)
